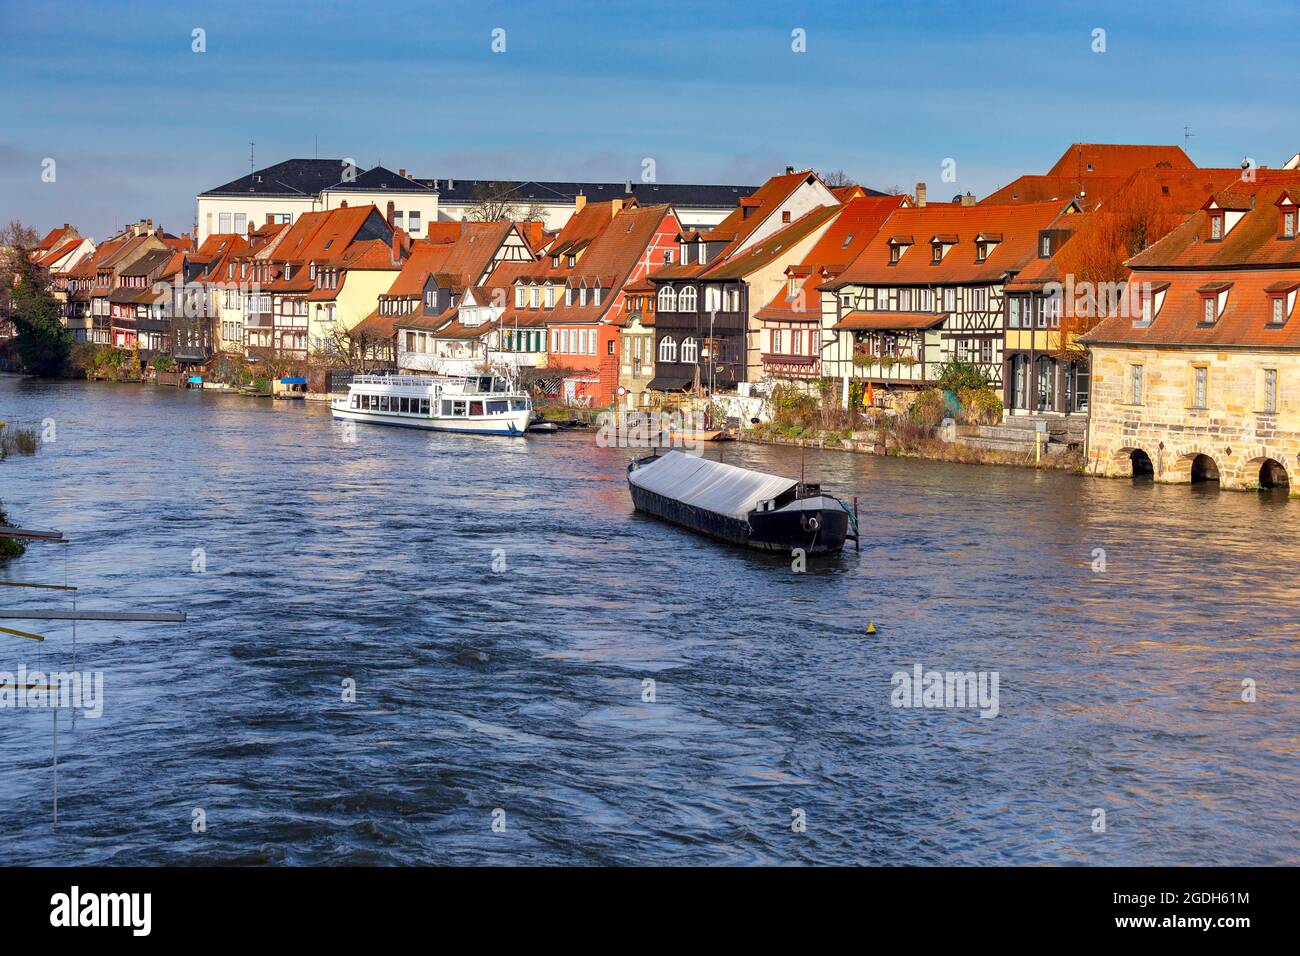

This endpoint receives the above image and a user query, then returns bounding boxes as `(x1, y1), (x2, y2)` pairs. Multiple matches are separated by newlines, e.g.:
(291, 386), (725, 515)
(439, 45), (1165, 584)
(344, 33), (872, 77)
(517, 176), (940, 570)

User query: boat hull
(629, 482), (849, 556)
(330, 404), (530, 435)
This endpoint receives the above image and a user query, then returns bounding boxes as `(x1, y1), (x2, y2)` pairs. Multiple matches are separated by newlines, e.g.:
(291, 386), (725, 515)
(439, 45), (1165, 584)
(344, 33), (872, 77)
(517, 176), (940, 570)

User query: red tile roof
(832, 311), (946, 331)
(756, 195), (907, 320)
(828, 200), (1073, 288)
(1046, 143), (1194, 179)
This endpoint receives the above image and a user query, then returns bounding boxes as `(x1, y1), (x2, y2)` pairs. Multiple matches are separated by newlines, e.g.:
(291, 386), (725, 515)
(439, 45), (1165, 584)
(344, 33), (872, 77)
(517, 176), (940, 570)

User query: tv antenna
(249, 141), (255, 174)
(1183, 126), (1194, 150)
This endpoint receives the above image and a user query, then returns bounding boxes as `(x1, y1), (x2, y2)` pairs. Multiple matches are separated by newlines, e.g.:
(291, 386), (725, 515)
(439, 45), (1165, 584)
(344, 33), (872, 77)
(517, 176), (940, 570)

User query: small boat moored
(627, 450), (857, 556)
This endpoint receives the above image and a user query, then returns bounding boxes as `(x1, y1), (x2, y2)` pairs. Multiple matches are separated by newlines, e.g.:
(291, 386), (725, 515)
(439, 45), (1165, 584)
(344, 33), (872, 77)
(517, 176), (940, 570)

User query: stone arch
(1238, 452), (1290, 490)
(1163, 446), (1221, 484)
(1110, 446), (1154, 479)
(1189, 453), (1220, 484)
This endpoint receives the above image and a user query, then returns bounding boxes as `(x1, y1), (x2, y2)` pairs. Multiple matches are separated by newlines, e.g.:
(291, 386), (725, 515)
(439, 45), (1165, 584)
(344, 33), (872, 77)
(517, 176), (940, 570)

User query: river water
(0, 375), (1296, 865)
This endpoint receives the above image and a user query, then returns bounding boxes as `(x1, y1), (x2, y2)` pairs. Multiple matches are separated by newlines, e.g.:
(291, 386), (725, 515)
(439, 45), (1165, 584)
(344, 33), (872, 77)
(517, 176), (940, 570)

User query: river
(0, 375), (1296, 865)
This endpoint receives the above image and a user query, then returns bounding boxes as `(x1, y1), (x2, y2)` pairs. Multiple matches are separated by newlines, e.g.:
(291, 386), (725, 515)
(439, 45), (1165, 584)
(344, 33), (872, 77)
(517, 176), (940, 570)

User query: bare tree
(820, 169), (854, 188)
(470, 181), (524, 222)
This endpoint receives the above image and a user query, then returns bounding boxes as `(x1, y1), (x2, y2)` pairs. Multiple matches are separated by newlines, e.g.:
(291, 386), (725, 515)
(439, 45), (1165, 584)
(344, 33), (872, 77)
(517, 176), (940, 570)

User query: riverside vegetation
(751, 361), (1083, 470)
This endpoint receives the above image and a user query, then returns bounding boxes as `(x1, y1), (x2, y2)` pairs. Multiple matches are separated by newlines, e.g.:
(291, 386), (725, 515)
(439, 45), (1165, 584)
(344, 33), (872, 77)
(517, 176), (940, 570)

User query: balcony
(761, 353), (819, 377)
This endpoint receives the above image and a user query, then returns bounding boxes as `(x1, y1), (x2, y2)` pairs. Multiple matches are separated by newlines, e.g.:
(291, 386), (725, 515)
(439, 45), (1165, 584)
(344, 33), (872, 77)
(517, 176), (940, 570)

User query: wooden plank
(0, 625), (44, 642)
(0, 581), (78, 591)
(0, 527), (65, 542)
(0, 609), (185, 623)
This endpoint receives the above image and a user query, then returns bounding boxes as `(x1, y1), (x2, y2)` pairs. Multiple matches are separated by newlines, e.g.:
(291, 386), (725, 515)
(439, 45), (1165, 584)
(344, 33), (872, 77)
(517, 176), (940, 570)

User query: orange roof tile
(828, 200), (1074, 288)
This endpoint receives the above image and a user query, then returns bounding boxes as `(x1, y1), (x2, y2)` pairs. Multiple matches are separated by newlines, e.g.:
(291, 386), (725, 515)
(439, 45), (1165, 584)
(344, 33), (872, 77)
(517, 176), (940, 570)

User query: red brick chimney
(386, 201), (396, 226)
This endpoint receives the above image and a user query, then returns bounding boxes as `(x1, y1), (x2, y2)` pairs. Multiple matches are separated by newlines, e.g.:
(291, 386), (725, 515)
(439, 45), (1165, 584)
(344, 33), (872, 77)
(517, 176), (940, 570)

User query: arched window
(657, 286), (676, 313)
(678, 286), (698, 313)
(659, 336), (677, 363)
(681, 337), (698, 363)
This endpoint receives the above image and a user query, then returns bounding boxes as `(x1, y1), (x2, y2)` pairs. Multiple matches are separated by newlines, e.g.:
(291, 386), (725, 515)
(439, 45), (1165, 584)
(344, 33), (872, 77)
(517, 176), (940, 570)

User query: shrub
(907, 388), (946, 428)
(936, 360), (989, 391)
(959, 387), (1004, 425)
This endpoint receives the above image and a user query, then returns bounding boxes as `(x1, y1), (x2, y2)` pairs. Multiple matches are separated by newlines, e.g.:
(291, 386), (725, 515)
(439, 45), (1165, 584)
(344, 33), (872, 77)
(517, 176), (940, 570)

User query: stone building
(1081, 176), (1300, 491)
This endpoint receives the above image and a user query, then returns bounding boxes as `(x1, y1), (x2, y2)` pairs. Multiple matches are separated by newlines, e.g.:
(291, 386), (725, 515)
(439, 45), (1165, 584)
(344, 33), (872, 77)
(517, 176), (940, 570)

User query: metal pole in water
(52, 707), (58, 827)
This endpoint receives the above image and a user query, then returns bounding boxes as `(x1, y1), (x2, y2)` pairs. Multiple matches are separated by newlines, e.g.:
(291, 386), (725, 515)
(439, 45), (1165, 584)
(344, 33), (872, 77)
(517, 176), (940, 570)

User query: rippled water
(0, 374), (1296, 865)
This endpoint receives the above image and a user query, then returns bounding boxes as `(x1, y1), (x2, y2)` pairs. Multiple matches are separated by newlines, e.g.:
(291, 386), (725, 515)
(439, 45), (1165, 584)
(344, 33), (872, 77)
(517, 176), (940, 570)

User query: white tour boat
(331, 373), (533, 435)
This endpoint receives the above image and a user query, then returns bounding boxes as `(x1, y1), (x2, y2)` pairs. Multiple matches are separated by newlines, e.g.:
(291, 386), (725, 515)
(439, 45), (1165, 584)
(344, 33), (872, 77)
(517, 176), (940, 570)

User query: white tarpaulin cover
(629, 451), (797, 520)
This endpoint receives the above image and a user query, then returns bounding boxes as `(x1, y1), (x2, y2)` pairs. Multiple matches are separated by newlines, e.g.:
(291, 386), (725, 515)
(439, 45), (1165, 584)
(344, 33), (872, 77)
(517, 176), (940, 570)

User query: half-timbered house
(754, 194), (906, 387)
(648, 168), (842, 396)
(819, 199), (1076, 403)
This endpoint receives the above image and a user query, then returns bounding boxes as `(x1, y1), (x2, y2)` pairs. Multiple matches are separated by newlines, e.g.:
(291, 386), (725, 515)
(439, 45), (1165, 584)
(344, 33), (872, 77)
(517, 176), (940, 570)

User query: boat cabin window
(510, 399), (527, 411)
(350, 395), (359, 408)
(399, 398), (410, 413)
(442, 400), (467, 416)
(470, 401), (484, 416)
(488, 400), (508, 414)
(419, 399), (430, 415)
(478, 376), (493, 393)
(379, 396), (391, 412)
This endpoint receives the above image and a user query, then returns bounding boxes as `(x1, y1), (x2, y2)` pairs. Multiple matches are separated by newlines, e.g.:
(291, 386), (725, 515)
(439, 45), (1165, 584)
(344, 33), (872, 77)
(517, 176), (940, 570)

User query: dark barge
(627, 450), (857, 556)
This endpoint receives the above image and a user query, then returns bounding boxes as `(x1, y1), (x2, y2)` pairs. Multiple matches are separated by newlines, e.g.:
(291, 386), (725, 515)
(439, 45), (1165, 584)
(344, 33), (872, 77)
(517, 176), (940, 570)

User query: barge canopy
(628, 451), (796, 520)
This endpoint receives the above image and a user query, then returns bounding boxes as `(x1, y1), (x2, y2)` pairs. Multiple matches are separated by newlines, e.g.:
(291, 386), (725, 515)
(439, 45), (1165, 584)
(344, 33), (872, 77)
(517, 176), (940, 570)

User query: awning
(279, 376), (307, 384)
(647, 375), (693, 392)
(832, 311), (946, 332)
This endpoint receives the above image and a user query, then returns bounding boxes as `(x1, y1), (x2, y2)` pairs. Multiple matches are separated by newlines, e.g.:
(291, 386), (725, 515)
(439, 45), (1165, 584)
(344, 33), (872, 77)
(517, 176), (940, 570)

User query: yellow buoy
(866, 622), (876, 634)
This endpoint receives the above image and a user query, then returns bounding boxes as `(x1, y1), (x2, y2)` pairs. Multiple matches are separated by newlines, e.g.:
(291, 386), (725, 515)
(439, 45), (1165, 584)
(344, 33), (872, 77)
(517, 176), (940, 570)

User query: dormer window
(515, 286), (525, 308)
(1284, 210), (1296, 239)
(1039, 234), (1052, 257)
(888, 236), (914, 266)
(579, 285), (587, 306)
(1210, 213), (1224, 240)
(788, 276), (798, 296)
(564, 286), (573, 306)
(1265, 281), (1297, 325)
(782, 211), (792, 223)
(931, 244), (942, 263)
(1197, 281), (1230, 324)
(698, 241), (707, 265)
(551, 255), (559, 268)
(593, 285), (602, 307)
(975, 242), (987, 262)
(566, 254), (576, 268)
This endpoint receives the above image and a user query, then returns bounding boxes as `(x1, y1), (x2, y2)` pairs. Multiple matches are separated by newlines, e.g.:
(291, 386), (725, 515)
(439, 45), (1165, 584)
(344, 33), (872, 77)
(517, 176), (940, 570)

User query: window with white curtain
(659, 336), (677, 362)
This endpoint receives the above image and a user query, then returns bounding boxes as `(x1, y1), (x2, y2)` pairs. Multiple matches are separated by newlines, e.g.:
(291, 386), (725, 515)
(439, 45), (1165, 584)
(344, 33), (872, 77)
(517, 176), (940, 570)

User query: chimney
(340, 200), (348, 207)
(625, 179), (632, 194)
(448, 177), (455, 191)
(399, 168), (406, 178)
(386, 200), (396, 226)
(247, 221), (255, 237)
(785, 165), (794, 175)
(574, 193), (587, 214)
(63, 223), (70, 229)
(391, 228), (404, 265)
(611, 198), (624, 217)
(915, 182), (927, 208)
(961, 192), (976, 207)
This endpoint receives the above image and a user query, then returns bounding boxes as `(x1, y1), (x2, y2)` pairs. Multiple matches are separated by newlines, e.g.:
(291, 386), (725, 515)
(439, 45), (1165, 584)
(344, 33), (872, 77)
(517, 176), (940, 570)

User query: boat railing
(349, 372), (526, 394)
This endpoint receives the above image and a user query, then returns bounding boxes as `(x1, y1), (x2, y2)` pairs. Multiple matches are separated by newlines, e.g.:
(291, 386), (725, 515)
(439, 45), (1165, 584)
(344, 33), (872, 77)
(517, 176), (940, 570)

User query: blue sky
(3, 0), (1299, 240)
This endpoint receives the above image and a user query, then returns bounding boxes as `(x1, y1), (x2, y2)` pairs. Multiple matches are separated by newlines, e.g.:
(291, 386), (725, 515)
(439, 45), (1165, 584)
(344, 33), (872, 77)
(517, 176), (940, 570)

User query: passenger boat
(627, 450), (857, 555)
(331, 373), (533, 435)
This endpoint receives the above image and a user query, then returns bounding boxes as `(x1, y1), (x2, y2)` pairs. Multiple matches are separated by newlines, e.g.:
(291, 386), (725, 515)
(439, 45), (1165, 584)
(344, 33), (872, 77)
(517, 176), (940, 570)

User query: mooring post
(52, 706), (58, 827)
